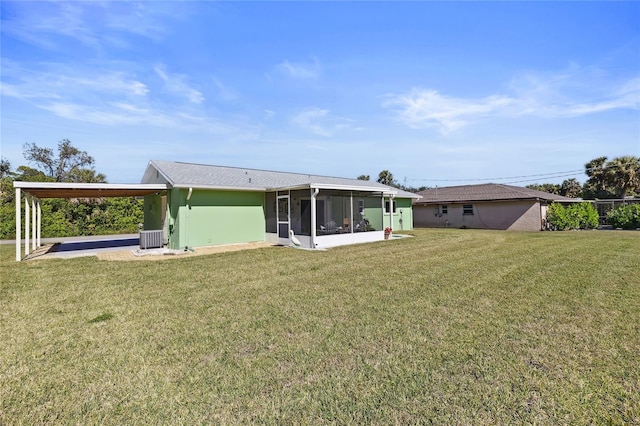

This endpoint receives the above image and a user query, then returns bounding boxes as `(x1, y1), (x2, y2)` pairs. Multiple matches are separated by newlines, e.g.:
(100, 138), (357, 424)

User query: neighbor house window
(463, 204), (474, 215)
(442, 205), (448, 214)
(384, 200), (397, 214)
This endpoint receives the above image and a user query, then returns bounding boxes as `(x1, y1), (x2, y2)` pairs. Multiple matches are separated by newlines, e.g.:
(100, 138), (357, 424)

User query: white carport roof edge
(13, 181), (168, 194)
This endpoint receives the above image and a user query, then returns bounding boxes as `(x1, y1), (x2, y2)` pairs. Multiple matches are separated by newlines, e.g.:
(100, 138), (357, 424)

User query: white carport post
(24, 195), (30, 256)
(15, 187), (21, 261)
(31, 197), (37, 251)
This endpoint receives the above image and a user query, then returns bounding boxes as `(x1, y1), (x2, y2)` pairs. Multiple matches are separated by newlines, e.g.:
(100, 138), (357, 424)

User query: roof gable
(415, 183), (575, 204)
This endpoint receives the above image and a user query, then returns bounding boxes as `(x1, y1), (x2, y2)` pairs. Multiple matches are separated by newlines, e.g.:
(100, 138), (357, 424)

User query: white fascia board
(171, 184), (268, 192)
(268, 183), (389, 194)
(309, 183), (393, 194)
(13, 181), (167, 190)
(268, 184), (312, 192)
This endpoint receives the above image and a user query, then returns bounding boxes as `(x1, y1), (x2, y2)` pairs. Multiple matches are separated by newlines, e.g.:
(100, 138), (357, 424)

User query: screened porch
(264, 188), (391, 249)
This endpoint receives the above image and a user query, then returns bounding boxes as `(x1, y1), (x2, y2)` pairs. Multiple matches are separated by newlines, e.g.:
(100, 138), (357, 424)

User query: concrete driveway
(3, 234), (140, 259)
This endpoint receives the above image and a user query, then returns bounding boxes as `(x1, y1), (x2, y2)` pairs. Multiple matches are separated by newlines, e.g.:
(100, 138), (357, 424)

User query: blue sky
(1, 1), (639, 186)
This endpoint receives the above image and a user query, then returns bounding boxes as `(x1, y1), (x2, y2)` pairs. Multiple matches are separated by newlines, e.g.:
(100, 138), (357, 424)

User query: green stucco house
(141, 160), (420, 250)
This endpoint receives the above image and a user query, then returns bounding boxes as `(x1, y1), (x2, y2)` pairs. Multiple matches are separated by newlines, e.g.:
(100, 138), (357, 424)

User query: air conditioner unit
(140, 230), (163, 249)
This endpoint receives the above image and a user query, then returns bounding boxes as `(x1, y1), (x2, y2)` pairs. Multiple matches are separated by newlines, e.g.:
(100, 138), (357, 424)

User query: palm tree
(560, 178), (582, 198)
(583, 156), (614, 198)
(605, 155), (640, 198)
(377, 170), (394, 186)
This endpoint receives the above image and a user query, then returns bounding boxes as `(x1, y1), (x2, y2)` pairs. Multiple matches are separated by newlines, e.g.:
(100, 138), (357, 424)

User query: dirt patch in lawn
(97, 241), (277, 261)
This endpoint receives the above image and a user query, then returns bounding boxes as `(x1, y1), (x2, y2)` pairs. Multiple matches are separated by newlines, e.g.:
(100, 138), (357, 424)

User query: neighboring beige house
(413, 183), (575, 231)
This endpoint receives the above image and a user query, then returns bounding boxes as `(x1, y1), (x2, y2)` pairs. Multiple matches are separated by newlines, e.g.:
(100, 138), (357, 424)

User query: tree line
(360, 155), (640, 199)
(1, 140), (143, 239)
(356, 170), (428, 193)
(2, 140), (638, 239)
(526, 156), (640, 199)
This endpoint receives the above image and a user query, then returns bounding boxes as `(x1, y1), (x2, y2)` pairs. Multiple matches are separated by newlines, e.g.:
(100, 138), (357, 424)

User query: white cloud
(38, 101), (237, 135)
(277, 58), (321, 79)
(384, 89), (513, 134)
(291, 107), (355, 137)
(1, 62), (148, 102)
(0, 62), (243, 134)
(0, 1), (186, 50)
(560, 77), (640, 116)
(385, 69), (639, 134)
(154, 66), (204, 104)
(292, 108), (332, 136)
(211, 77), (238, 102)
(504, 68), (639, 119)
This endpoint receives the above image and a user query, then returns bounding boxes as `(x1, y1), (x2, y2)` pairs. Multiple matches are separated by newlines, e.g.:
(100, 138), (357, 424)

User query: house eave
(414, 196), (564, 205)
(310, 183), (395, 194)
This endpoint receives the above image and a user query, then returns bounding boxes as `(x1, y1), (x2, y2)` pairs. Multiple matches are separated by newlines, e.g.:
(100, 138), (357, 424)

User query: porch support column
(381, 195), (385, 230)
(310, 188), (319, 248)
(32, 197), (37, 251)
(37, 199), (42, 248)
(15, 187), (21, 261)
(390, 194), (395, 232)
(349, 192), (353, 233)
(24, 195), (30, 256)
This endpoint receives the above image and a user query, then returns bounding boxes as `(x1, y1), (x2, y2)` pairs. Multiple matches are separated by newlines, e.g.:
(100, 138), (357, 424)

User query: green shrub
(547, 202), (599, 230)
(547, 203), (572, 230)
(607, 204), (640, 230)
(572, 201), (599, 229)
(0, 197), (144, 239)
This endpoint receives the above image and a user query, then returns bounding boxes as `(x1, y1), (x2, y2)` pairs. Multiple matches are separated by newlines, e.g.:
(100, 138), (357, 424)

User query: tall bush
(607, 204), (640, 230)
(546, 202), (599, 230)
(0, 197), (144, 239)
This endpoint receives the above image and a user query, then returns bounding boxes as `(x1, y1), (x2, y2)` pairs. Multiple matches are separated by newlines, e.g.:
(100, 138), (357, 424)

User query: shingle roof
(142, 160), (420, 198)
(414, 183), (575, 204)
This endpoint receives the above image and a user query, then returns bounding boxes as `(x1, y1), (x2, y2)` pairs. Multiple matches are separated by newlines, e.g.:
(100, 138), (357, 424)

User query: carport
(14, 181), (167, 261)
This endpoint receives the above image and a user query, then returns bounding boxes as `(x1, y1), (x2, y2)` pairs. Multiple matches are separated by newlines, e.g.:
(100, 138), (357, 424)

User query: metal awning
(13, 181), (167, 198)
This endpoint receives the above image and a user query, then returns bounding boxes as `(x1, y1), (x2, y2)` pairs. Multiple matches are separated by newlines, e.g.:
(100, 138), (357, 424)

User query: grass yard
(1, 229), (639, 424)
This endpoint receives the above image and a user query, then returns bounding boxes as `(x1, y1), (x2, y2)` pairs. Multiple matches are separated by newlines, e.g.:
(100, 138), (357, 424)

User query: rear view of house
(413, 183), (574, 231)
(142, 160), (420, 250)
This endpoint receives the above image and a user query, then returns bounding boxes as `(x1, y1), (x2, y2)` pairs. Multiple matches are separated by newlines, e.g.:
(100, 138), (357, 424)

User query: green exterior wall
(383, 197), (414, 231)
(166, 188), (265, 250)
(363, 197), (384, 231)
(154, 186), (415, 250)
(143, 194), (164, 231)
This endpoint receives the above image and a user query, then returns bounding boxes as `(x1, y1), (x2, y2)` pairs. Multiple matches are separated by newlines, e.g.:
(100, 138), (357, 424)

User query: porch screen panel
(265, 192), (277, 233)
(314, 190), (380, 235)
(290, 190), (311, 236)
(354, 191), (383, 232)
(316, 190), (347, 235)
(277, 196), (289, 238)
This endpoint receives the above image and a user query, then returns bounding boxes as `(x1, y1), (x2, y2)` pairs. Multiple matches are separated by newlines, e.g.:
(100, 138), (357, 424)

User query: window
(384, 200), (397, 214)
(441, 205), (448, 214)
(463, 204), (474, 215)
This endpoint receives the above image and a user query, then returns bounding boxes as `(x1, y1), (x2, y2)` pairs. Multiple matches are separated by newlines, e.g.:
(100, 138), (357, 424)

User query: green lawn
(1, 229), (639, 424)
